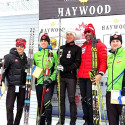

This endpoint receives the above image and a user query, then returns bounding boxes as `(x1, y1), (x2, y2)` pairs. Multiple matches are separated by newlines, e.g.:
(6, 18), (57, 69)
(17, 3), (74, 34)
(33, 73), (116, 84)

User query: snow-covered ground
(0, 91), (108, 125)
(0, 91), (84, 125)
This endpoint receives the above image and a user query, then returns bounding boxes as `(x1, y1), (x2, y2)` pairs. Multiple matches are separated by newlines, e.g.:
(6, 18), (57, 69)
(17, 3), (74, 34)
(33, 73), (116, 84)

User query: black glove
(43, 78), (52, 86)
(121, 87), (125, 96)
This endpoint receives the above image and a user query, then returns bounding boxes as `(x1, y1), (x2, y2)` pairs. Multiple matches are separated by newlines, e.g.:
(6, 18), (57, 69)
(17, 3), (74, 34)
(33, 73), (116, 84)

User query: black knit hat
(110, 34), (122, 44)
(40, 33), (50, 44)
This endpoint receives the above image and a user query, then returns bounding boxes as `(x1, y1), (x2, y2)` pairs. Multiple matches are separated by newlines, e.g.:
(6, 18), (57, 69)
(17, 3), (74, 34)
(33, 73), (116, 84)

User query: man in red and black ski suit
(2, 39), (27, 125)
(57, 29), (82, 125)
(77, 24), (107, 125)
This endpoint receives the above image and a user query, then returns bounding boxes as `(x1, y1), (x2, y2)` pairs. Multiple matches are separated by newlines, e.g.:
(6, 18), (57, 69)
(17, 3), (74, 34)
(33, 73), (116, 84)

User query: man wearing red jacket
(77, 24), (107, 125)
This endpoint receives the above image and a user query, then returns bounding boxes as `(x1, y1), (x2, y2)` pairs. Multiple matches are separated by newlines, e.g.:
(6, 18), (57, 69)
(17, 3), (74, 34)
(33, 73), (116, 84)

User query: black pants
(35, 83), (55, 125)
(106, 92), (122, 125)
(59, 78), (77, 125)
(79, 78), (93, 125)
(6, 86), (25, 125)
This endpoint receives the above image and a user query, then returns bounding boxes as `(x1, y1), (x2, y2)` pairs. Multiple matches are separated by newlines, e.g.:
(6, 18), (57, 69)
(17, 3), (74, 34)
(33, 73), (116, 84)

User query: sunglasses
(16, 44), (24, 48)
(84, 30), (91, 34)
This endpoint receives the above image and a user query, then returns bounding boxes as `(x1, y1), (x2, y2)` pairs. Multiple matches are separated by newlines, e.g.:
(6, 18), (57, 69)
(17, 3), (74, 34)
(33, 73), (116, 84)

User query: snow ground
(0, 91), (108, 125)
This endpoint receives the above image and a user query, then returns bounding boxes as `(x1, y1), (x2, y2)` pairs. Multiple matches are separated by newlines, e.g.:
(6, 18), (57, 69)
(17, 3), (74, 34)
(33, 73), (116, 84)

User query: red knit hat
(16, 38), (26, 49)
(84, 24), (95, 36)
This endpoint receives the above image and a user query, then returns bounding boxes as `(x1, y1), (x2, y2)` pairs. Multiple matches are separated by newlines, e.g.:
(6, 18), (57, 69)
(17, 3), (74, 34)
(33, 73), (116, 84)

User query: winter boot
(56, 121), (64, 125)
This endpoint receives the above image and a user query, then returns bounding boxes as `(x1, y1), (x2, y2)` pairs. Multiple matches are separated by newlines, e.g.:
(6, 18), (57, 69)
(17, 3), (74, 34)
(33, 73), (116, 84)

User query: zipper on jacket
(112, 53), (116, 90)
(83, 44), (88, 77)
(42, 49), (48, 81)
(42, 49), (45, 73)
(19, 56), (23, 84)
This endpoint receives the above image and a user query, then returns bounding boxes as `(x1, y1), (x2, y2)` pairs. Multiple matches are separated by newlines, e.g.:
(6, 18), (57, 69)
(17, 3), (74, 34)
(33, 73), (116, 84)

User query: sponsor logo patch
(116, 60), (121, 64)
(15, 59), (18, 62)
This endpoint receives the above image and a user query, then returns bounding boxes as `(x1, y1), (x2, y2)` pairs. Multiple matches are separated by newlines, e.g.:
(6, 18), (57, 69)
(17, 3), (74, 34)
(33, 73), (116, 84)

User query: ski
(120, 88), (125, 125)
(24, 27), (35, 125)
(89, 34), (99, 125)
(0, 59), (5, 99)
(89, 34), (106, 125)
(89, 70), (100, 125)
(120, 105), (125, 125)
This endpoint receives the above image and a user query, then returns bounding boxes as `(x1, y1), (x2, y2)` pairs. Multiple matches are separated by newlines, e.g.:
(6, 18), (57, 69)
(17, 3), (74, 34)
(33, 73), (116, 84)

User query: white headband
(66, 31), (76, 37)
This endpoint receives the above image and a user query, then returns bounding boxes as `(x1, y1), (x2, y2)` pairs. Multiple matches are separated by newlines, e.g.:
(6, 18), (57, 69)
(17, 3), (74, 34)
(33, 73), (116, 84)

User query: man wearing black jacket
(57, 29), (82, 125)
(3, 38), (27, 125)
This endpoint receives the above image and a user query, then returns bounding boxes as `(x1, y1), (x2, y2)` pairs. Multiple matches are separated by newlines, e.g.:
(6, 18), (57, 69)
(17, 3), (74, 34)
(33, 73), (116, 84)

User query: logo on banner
(40, 27), (65, 34)
(76, 22), (87, 39)
(79, 0), (88, 4)
(40, 21), (65, 34)
(102, 18), (125, 31)
(114, 19), (119, 23)
(58, 3), (111, 17)
(102, 23), (125, 30)
(50, 38), (57, 49)
(75, 93), (82, 109)
(50, 22), (55, 26)
(75, 93), (81, 104)
(39, 0), (125, 19)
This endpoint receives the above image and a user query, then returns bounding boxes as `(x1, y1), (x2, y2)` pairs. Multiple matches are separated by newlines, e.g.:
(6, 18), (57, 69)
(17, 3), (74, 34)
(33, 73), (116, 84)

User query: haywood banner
(39, 0), (125, 19)
(39, 0), (125, 119)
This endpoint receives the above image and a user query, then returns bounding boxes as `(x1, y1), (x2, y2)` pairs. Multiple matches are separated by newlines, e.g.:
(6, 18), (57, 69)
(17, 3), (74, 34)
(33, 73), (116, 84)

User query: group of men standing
(2, 23), (125, 125)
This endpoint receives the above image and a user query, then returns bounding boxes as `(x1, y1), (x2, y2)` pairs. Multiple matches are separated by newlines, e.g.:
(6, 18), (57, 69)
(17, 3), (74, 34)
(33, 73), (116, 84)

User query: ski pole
(96, 84), (101, 125)
(57, 15), (61, 125)
(98, 84), (107, 125)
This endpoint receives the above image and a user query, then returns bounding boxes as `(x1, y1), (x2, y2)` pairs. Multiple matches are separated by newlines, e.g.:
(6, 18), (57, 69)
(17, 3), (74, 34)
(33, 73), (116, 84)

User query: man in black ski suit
(2, 38), (27, 125)
(57, 29), (82, 125)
